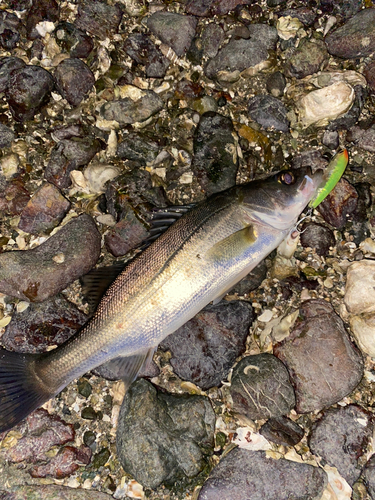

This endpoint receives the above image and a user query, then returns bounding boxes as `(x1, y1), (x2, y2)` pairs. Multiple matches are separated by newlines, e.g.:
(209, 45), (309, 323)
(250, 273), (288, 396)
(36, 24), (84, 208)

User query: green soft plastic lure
(309, 149), (349, 209)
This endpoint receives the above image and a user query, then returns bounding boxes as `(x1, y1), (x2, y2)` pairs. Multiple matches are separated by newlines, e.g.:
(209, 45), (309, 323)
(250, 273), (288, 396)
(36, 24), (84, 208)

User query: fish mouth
(299, 169), (324, 200)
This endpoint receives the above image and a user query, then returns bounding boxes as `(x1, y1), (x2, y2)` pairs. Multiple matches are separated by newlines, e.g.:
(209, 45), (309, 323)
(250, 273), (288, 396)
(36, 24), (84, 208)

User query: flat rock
(198, 448), (327, 500)
(309, 405), (373, 486)
(317, 178), (358, 229)
(161, 300), (253, 390)
(273, 299), (363, 413)
(18, 182), (71, 234)
(147, 12), (197, 57)
(325, 8), (375, 59)
(248, 95), (289, 133)
(75, 0), (122, 40)
(230, 353), (295, 419)
(116, 379), (215, 489)
(54, 58), (95, 106)
(0, 214), (101, 302)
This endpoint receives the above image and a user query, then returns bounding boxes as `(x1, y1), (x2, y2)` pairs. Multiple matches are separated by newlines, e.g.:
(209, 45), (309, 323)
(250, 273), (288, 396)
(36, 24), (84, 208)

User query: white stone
(344, 260), (375, 315)
(349, 314), (375, 358)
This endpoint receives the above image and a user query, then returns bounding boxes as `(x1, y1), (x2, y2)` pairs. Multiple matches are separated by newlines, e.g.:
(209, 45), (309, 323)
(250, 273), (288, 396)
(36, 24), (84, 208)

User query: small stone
(230, 353), (295, 419)
(230, 260), (267, 295)
(309, 405), (373, 486)
(317, 178), (358, 229)
(266, 71), (286, 98)
(75, 0), (122, 40)
(147, 12), (197, 57)
(284, 39), (328, 79)
(0, 123), (15, 148)
(83, 430), (96, 448)
(260, 416), (304, 447)
(54, 21), (94, 58)
(322, 130), (339, 149)
(362, 454), (375, 498)
(92, 448), (110, 468)
(81, 406), (97, 420)
(248, 95), (289, 133)
(18, 182), (71, 234)
(25, 0), (59, 40)
(0, 56), (26, 93)
(300, 222), (336, 256)
(30, 445), (92, 479)
(124, 33), (170, 79)
(117, 132), (159, 166)
(77, 379), (92, 398)
(201, 24), (225, 59)
(347, 124), (375, 153)
(0, 179), (30, 215)
(54, 58), (95, 106)
(364, 60), (375, 94)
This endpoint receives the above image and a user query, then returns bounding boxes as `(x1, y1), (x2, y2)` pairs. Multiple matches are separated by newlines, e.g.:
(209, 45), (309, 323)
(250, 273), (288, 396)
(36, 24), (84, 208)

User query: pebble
(25, 0), (59, 40)
(75, 0), (122, 40)
(0, 57), (26, 93)
(117, 132), (160, 166)
(161, 300), (253, 390)
(299, 222), (336, 256)
(191, 111), (238, 195)
(283, 39), (328, 79)
(54, 58), (95, 107)
(322, 129), (339, 149)
(347, 124), (375, 153)
(0, 214), (101, 302)
(277, 7), (317, 26)
(273, 299), (363, 413)
(198, 448), (327, 500)
(186, 0), (251, 17)
(31, 445), (92, 479)
(266, 71), (286, 98)
(116, 379), (215, 489)
(18, 182), (71, 234)
(0, 11), (20, 50)
(54, 21), (94, 59)
(5, 65), (55, 122)
(248, 95), (289, 133)
(201, 24), (225, 59)
(317, 177), (358, 229)
(259, 416), (304, 447)
(2, 294), (87, 353)
(361, 454), (375, 498)
(309, 405), (373, 486)
(230, 353), (295, 419)
(124, 33), (170, 79)
(147, 12), (197, 57)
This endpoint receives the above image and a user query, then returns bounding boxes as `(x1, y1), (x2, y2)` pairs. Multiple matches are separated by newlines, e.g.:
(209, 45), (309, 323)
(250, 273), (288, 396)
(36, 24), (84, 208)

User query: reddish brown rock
(364, 60), (375, 94)
(317, 178), (358, 229)
(0, 179), (30, 215)
(30, 445), (92, 478)
(104, 207), (148, 257)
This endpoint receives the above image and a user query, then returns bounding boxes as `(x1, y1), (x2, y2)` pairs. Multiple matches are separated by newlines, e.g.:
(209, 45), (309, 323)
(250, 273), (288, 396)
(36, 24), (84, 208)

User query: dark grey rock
(274, 299), (363, 413)
(198, 448), (327, 500)
(191, 111), (238, 196)
(230, 259), (267, 295)
(328, 85), (367, 131)
(291, 150), (328, 171)
(277, 7), (317, 26)
(230, 353), (295, 419)
(116, 379), (215, 489)
(0, 11), (20, 50)
(284, 39), (328, 79)
(0, 214), (101, 302)
(54, 22), (94, 59)
(5, 65), (55, 122)
(25, 0), (59, 40)
(201, 24), (225, 59)
(117, 132), (160, 165)
(347, 125), (375, 153)
(317, 178), (358, 229)
(260, 416), (304, 447)
(147, 12), (197, 57)
(362, 454), (375, 499)
(248, 95), (289, 133)
(322, 130), (339, 149)
(320, 0), (363, 21)
(266, 71), (286, 98)
(161, 300), (253, 390)
(75, 0), (122, 40)
(0, 123), (15, 148)
(300, 222), (336, 257)
(124, 33), (170, 78)
(364, 60), (375, 94)
(186, 0), (253, 17)
(0, 28), (20, 50)
(325, 8), (375, 59)
(309, 405), (373, 486)
(100, 89), (164, 126)
(54, 58), (95, 106)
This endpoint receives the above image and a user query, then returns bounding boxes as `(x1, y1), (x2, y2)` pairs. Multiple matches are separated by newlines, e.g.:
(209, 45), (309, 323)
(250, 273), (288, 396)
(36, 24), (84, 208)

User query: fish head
(240, 166), (324, 230)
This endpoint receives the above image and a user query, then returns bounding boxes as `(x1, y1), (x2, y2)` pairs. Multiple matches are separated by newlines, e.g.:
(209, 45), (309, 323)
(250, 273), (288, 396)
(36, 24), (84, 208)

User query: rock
(147, 12), (197, 57)
(0, 179), (30, 215)
(0, 56), (26, 93)
(273, 299), (363, 413)
(309, 405), (373, 486)
(248, 95), (289, 133)
(186, 0), (252, 17)
(117, 132), (160, 165)
(100, 87), (164, 126)
(0, 11), (20, 50)
(191, 111), (238, 196)
(161, 301), (253, 390)
(201, 24), (225, 59)
(284, 39), (328, 79)
(320, 0), (362, 20)
(75, 0), (122, 40)
(260, 416), (304, 447)
(325, 8), (375, 59)
(317, 177), (358, 229)
(322, 130), (339, 149)
(349, 314), (375, 359)
(230, 260), (267, 295)
(54, 58), (95, 106)
(30, 445), (92, 479)
(362, 454), (375, 499)
(25, 0), (59, 40)
(277, 7), (317, 26)
(291, 150), (328, 171)
(299, 222), (336, 256)
(230, 353), (295, 419)
(347, 124), (375, 153)
(18, 183), (71, 234)
(2, 294), (87, 353)
(54, 21), (94, 58)
(266, 71), (286, 98)
(364, 60), (375, 94)
(124, 33), (170, 79)
(0, 484), (114, 500)
(0, 123), (15, 148)
(198, 448), (327, 500)
(116, 379), (215, 489)
(5, 65), (55, 122)
(328, 85), (367, 131)
(0, 214), (101, 302)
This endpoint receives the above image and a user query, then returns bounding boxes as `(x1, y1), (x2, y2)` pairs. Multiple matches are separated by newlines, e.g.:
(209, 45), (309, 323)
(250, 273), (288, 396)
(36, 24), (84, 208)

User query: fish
(0, 166), (323, 432)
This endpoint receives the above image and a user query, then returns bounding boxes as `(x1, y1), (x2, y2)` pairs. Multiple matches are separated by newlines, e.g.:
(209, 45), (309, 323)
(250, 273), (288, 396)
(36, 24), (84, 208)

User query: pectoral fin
(206, 225), (257, 263)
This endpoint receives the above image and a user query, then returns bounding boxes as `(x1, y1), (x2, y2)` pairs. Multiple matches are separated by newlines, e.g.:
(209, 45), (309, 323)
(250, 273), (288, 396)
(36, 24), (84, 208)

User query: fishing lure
(309, 149), (349, 209)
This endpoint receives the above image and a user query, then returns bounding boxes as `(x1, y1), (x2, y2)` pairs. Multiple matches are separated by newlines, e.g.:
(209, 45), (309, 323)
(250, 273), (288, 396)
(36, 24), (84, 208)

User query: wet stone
(260, 416), (304, 447)
(191, 111), (238, 196)
(283, 39), (328, 79)
(100, 88), (164, 127)
(5, 65), (55, 122)
(198, 448), (327, 500)
(300, 222), (336, 257)
(18, 182), (71, 234)
(30, 445), (92, 479)
(116, 379), (215, 489)
(0, 123), (15, 148)
(325, 8), (375, 59)
(117, 132), (159, 166)
(25, 0), (59, 40)
(124, 34), (170, 79)
(230, 353), (295, 420)
(317, 178), (358, 229)
(55, 22), (94, 59)
(322, 130), (339, 149)
(1, 294), (87, 353)
(161, 300), (253, 390)
(201, 24), (225, 59)
(248, 95), (289, 133)
(92, 448), (110, 468)
(75, 0), (122, 40)
(54, 58), (95, 107)
(364, 60), (375, 94)
(0, 214), (101, 302)
(147, 12), (197, 57)
(328, 85), (367, 131)
(266, 71), (286, 98)
(0, 484), (114, 500)
(309, 405), (373, 486)
(230, 259), (267, 295)
(273, 299), (363, 413)
(77, 379), (92, 398)
(0, 179), (30, 215)
(81, 406), (98, 420)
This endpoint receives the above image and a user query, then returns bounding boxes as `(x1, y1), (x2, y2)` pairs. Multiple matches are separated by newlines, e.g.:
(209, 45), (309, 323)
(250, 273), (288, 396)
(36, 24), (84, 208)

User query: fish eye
(278, 171), (295, 185)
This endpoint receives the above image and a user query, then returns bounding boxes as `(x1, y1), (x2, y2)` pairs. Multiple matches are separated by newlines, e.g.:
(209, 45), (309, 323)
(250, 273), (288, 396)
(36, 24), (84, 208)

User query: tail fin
(0, 348), (52, 432)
